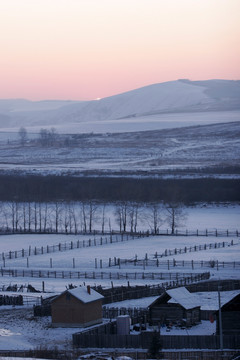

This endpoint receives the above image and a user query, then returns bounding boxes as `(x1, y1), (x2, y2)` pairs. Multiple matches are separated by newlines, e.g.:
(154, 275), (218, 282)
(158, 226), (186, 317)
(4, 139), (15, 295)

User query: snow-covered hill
(0, 79), (239, 131)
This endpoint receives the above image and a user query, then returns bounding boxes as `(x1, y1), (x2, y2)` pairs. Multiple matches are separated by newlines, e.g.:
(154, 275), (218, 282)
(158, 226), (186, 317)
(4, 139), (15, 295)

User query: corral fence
(0, 350), (238, 360)
(0, 228), (239, 263)
(186, 279), (240, 292)
(153, 239), (237, 258)
(93, 273), (210, 304)
(102, 307), (149, 324)
(109, 258), (240, 271)
(73, 329), (240, 350)
(0, 349), (238, 360)
(0, 294), (23, 306)
(0, 267), (210, 284)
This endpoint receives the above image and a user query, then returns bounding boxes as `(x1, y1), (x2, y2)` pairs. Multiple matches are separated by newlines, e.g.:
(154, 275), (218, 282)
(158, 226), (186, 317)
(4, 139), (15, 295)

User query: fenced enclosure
(73, 330), (240, 350)
(0, 267), (210, 284)
(102, 306), (149, 324)
(0, 350), (238, 360)
(0, 228), (239, 262)
(109, 258), (240, 271)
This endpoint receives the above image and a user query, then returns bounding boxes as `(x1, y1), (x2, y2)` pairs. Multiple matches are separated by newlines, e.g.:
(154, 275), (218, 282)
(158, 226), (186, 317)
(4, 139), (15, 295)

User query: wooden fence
(102, 306), (149, 324)
(0, 234), (122, 261)
(0, 349), (238, 360)
(0, 350), (238, 360)
(153, 239), (237, 258)
(0, 294), (23, 306)
(73, 331), (240, 350)
(109, 258), (240, 271)
(0, 267), (210, 283)
(0, 228), (239, 262)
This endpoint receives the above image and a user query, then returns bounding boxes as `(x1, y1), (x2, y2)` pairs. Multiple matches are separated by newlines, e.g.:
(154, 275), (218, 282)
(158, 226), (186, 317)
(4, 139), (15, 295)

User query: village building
(51, 285), (104, 327)
(149, 287), (201, 327)
(216, 293), (240, 335)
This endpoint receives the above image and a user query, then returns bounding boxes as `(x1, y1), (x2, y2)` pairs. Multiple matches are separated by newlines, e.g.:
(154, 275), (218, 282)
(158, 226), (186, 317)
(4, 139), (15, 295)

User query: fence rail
(0, 267), (210, 283)
(109, 258), (240, 271)
(153, 240), (237, 258)
(0, 228), (239, 262)
(73, 331), (240, 350)
(0, 233), (132, 262)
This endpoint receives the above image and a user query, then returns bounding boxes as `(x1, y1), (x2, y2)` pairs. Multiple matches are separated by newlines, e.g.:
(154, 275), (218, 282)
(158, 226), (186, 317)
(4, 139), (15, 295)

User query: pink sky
(0, 0), (240, 101)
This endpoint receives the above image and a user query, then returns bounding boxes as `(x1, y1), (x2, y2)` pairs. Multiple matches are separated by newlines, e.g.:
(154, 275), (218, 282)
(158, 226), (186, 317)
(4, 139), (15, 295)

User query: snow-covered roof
(68, 286), (104, 303)
(52, 286), (104, 304)
(198, 290), (240, 311)
(166, 287), (201, 310)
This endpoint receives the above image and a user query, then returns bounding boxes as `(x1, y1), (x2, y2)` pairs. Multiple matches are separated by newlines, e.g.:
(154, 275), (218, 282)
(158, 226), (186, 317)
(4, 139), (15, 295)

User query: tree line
(0, 174), (239, 203)
(0, 200), (186, 235)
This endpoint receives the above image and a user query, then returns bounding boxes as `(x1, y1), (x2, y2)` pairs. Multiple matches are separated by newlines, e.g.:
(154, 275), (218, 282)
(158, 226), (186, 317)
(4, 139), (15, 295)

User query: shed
(216, 293), (240, 335)
(149, 287), (201, 326)
(51, 285), (104, 327)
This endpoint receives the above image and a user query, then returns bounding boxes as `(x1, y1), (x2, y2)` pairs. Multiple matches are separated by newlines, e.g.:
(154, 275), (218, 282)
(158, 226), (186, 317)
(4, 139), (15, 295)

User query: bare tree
(101, 204), (106, 234)
(8, 201), (20, 233)
(68, 203), (78, 234)
(165, 202), (187, 234)
(18, 127), (27, 146)
(53, 201), (63, 233)
(39, 128), (58, 147)
(148, 203), (164, 234)
(128, 202), (140, 233)
(81, 201), (98, 233)
(115, 202), (128, 232)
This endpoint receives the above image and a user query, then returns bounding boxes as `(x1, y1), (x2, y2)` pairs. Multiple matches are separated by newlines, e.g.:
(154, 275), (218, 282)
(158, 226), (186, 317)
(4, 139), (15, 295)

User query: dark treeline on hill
(0, 175), (239, 203)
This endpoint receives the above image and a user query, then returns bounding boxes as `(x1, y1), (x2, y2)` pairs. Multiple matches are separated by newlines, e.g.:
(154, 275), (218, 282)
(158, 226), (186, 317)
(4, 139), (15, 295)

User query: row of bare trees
(0, 201), (187, 235)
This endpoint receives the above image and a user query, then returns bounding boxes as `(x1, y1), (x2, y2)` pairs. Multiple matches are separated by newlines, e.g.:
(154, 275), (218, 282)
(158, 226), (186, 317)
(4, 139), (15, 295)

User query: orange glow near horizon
(0, 0), (240, 101)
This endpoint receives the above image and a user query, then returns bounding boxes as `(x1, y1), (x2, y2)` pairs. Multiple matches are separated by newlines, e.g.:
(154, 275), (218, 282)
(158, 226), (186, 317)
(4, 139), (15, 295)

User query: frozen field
(0, 206), (239, 351)
(0, 119), (239, 176)
(0, 204), (239, 292)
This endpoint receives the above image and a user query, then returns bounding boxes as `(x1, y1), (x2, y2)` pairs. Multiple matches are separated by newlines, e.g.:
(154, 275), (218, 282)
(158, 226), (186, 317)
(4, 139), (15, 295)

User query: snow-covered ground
(0, 119), (239, 176)
(0, 204), (239, 292)
(0, 205), (239, 350)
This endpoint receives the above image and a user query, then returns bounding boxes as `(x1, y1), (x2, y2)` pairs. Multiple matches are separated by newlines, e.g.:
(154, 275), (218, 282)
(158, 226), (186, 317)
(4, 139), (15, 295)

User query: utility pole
(218, 284), (223, 350)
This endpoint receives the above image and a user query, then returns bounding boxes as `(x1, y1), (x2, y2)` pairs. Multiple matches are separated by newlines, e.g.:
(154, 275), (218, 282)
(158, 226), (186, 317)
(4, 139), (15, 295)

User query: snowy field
(0, 204), (239, 293)
(0, 207), (239, 351)
(0, 118), (239, 177)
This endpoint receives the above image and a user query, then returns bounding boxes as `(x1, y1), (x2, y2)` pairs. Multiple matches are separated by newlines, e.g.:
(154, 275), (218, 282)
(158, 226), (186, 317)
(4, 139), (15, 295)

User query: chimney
(87, 285), (91, 295)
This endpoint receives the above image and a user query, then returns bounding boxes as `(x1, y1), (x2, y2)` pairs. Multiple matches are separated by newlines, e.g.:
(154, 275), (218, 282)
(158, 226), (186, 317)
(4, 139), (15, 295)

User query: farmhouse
(51, 285), (104, 327)
(149, 287), (201, 326)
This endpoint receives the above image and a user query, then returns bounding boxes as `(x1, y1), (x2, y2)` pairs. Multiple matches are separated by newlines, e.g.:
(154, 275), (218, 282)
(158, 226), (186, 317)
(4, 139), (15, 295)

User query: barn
(216, 293), (240, 335)
(149, 287), (201, 327)
(51, 285), (104, 327)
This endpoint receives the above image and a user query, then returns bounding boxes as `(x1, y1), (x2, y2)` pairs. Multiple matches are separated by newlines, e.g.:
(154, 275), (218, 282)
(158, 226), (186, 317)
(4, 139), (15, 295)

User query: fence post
(50, 258), (52, 268)
(73, 258), (75, 269)
(27, 257), (29, 268)
(95, 258), (97, 269)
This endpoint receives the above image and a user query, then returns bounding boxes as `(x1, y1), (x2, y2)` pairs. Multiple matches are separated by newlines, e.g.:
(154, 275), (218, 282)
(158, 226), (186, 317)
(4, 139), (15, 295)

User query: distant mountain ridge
(0, 79), (240, 129)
